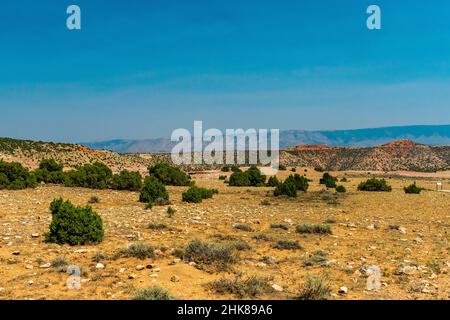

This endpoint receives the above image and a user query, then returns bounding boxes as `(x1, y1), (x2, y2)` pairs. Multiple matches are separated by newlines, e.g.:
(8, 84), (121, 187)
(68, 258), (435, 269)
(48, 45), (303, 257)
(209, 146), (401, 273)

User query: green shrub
(144, 201), (153, 210)
(267, 176), (280, 187)
(278, 164), (287, 171)
(116, 243), (155, 260)
(229, 166), (265, 187)
(404, 182), (423, 194)
(340, 177), (348, 182)
(182, 186), (218, 203)
(230, 166), (242, 173)
(426, 260), (441, 274)
(303, 251), (329, 266)
(51, 257), (70, 268)
(0, 160), (37, 190)
(221, 166), (230, 172)
(131, 286), (174, 300)
(270, 223), (289, 230)
(148, 162), (192, 186)
(229, 171), (251, 186)
(357, 178), (392, 192)
(314, 166), (324, 172)
(64, 162), (112, 189)
(210, 275), (273, 298)
(336, 185), (346, 193)
(44, 198), (104, 245)
(34, 159), (65, 184)
(287, 174), (309, 192)
(233, 224), (254, 232)
(139, 176), (169, 203)
(252, 233), (271, 241)
(246, 166), (266, 186)
(274, 178), (297, 197)
(167, 206), (176, 217)
(35, 169), (65, 184)
(148, 222), (168, 230)
(110, 170), (142, 191)
(291, 167), (296, 172)
(295, 275), (331, 300)
(183, 240), (238, 271)
(273, 240), (301, 250)
(320, 173), (337, 188)
(88, 196), (100, 204)
(320, 190), (339, 204)
(183, 240), (237, 271)
(219, 175), (227, 180)
(227, 240), (252, 251)
(39, 159), (63, 172)
(296, 224), (332, 235)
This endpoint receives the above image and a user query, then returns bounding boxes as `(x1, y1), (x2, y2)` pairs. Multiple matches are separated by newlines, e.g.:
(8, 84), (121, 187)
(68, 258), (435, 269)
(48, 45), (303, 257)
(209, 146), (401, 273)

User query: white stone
(338, 286), (348, 294)
(272, 284), (283, 292)
(95, 263), (105, 269)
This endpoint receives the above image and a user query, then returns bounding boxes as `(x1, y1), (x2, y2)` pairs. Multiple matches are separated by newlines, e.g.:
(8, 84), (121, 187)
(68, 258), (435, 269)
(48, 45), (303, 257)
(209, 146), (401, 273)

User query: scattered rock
(25, 264), (34, 270)
(28, 280), (34, 285)
(150, 273), (158, 278)
(365, 265), (382, 291)
(188, 262), (197, 267)
(74, 249), (89, 253)
(135, 265), (145, 271)
(95, 263), (105, 270)
(398, 227), (407, 234)
(395, 265), (417, 276)
(31, 233), (39, 238)
(338, 286), (348, 294)
(271, 284), (283, 292)
(39, 263), (51, 269)
(170, 275), (180, 282)
(128, 274), (137, 279)
(12, 251), (20, 256)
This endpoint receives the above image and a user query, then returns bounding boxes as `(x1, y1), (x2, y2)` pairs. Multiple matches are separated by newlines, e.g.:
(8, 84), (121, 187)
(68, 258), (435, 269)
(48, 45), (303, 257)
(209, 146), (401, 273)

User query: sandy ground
(0, 168), (449, 300)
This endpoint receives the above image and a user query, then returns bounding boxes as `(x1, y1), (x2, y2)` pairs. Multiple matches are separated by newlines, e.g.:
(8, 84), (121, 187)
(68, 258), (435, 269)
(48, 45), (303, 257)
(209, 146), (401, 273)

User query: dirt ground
(0, 168), (449, 300)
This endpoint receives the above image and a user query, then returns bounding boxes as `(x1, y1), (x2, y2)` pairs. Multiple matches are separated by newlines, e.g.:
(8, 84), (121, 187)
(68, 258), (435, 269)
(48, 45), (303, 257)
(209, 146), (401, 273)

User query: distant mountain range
(81, 125), (450, 153)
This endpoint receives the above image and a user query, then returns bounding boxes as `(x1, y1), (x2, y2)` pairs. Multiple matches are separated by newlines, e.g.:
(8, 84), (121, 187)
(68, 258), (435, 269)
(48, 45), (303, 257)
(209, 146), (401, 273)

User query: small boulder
(338, 286), (348, 294)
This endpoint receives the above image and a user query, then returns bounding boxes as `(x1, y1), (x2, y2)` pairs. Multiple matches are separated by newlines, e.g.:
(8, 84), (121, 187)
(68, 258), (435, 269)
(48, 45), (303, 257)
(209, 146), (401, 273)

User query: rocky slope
(0, 137), (149, 174)
(281, 140), (450, 172)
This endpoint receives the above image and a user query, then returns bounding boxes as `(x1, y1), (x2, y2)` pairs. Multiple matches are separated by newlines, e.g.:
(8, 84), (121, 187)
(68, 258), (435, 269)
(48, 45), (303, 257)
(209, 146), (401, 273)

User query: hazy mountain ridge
(81, 125), (450, 153)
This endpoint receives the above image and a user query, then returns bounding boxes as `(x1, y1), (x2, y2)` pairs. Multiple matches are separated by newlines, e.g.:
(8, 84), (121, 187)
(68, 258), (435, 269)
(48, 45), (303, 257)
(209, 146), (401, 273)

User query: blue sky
(1, 0), (450, 142)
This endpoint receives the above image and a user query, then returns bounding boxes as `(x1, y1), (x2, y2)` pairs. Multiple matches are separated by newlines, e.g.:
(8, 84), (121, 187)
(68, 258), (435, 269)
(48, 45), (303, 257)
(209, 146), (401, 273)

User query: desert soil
(0, 168), (449, 300)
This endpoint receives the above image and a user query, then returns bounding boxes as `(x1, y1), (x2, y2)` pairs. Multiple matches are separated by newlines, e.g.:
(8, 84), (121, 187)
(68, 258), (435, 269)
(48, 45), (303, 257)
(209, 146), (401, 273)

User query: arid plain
(0, 168), (448, 300)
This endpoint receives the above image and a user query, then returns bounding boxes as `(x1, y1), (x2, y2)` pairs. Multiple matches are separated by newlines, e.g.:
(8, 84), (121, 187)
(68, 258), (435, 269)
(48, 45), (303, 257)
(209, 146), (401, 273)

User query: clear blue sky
(1, 0), (450, 142)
